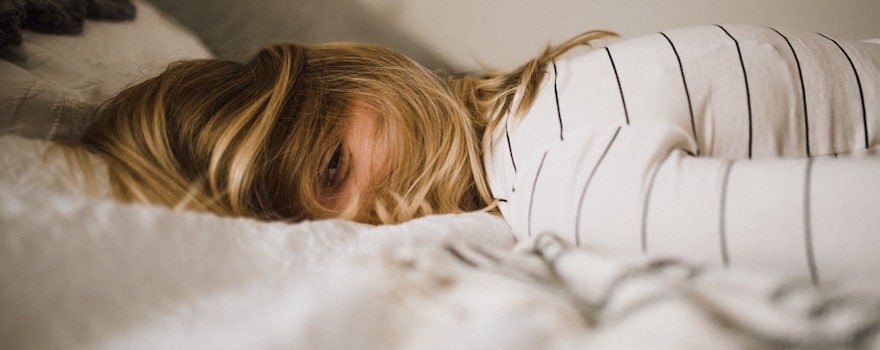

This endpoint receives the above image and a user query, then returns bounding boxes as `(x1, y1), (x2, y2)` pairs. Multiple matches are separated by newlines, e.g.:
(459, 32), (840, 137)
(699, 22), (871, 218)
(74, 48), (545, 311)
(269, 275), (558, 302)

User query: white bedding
(2, 135), (880, 349)
(0, 173), (520, 349)
(3, 2), (880, 348)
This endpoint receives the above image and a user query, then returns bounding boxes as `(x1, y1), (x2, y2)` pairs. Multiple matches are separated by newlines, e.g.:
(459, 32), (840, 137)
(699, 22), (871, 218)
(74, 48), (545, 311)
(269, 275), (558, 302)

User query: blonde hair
(446, 30), (616, 145)
(70, 30), (615, 224)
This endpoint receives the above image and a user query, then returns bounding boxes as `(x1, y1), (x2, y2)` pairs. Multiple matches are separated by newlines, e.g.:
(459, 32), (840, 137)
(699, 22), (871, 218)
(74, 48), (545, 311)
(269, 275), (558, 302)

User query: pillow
(144, 0), (451, 70)
(0, 0), (212, 141)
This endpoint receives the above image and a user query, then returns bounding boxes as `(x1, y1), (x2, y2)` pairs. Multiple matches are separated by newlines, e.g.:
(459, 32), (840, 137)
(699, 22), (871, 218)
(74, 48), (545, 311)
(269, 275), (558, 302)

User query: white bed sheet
(2, 137), (880, 349)
(3, 0), (879, 347)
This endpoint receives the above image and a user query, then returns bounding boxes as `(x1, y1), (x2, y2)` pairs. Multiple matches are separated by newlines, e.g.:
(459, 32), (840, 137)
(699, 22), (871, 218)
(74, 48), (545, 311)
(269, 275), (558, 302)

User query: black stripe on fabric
(640, 154), (666, 254)
(818, 33), (869, 149)
(574, 127), (622, 245)
(719, 160), (735, 268)
(495, 198), (508, 203)
(660, 32), (700, 156)
(803, 157), (819, 285)
(716, 25), (754, 159)
(505, 125), (517, 173)
(527, 151), (550, 238)
(772, 28), (811, 157)
(552, 61), (564, 140)
(605, 47), (630, 125)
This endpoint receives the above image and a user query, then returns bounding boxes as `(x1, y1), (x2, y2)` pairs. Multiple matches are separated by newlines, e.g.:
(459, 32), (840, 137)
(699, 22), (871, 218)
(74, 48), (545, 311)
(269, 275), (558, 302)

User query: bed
(2, 1), (880, 349)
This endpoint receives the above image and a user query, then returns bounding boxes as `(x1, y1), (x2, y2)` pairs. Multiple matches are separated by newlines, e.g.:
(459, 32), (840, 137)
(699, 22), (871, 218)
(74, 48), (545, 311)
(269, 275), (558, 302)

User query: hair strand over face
(68, 30), (614, 224)
(72, 41), (506, 224)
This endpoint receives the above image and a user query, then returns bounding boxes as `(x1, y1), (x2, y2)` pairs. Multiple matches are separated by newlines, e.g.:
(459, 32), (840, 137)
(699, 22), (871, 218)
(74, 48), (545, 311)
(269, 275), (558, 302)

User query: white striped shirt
(484, 24), (880, 283)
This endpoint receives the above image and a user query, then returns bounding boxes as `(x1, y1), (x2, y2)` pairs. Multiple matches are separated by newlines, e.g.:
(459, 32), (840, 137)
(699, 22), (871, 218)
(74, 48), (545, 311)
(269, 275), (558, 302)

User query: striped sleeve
(483, 24), (880, 282)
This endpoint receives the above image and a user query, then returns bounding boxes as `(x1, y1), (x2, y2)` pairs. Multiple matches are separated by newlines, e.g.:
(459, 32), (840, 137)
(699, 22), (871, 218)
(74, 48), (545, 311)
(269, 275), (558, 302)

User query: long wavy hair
(68, 30), (614, 224)
(446, 30), (615, 148)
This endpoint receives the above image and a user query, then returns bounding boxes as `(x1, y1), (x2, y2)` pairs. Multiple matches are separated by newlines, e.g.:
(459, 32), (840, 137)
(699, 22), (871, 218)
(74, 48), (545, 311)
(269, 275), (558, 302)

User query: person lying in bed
(68, 24), (880, 279)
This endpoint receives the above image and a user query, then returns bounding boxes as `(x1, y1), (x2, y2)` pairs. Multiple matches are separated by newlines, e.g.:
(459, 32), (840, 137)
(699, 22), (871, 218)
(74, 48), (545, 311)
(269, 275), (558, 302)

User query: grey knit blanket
(0, 0), (134, 47)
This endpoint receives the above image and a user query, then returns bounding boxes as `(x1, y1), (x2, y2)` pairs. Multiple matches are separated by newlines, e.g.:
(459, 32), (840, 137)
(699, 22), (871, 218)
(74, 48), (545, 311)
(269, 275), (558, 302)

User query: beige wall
(356, 0), (880, 71)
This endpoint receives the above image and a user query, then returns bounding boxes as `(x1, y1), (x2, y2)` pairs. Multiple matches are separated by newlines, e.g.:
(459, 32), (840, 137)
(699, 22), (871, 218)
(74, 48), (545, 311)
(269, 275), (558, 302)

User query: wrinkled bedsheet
(2, 179), (880, 349)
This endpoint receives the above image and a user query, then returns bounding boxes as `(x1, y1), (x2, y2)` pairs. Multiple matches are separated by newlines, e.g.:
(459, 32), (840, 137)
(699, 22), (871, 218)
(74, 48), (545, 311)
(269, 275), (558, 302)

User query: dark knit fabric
(86, 0), (135, 20)
(22, 0), (87, 34)
(0, 0), (25, 46)
(0, 0), (134, 47)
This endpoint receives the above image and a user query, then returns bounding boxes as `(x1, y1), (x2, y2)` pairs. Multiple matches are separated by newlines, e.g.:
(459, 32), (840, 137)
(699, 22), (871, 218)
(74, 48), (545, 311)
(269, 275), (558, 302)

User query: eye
(327, 146), (342, 176)
(323, 144), (348, 190)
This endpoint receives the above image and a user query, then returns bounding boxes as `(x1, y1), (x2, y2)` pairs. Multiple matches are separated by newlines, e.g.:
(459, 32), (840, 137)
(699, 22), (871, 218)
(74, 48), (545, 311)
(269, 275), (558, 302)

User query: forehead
(345, 101), (395, 164)
(342, 100), (388, 134)
(345, 103), (379, 131)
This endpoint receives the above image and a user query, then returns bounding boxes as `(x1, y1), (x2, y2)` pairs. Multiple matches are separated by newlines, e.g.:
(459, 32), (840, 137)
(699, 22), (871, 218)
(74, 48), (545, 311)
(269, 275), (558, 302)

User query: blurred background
(354, 0), (880, 71)
(150, 0), (879, 72)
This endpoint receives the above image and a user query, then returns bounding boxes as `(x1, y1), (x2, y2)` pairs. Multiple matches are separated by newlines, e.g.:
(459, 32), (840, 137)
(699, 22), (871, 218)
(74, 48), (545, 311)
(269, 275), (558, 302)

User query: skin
(319, 102), (391, 215)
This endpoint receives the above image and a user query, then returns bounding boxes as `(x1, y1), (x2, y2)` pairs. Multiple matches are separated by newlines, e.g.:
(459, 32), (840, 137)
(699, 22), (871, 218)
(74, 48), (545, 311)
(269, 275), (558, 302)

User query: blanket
(0, 0), (134, 47)
(3, 3), (880, 346)
(2, 137), (879, 349)
(3, 183), (880, 349)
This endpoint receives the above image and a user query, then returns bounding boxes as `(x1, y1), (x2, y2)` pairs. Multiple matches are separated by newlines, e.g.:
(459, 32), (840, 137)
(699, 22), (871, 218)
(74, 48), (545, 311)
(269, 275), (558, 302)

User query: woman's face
(318, 102), (391, 216)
